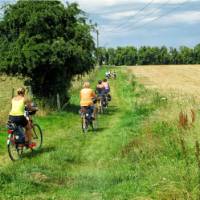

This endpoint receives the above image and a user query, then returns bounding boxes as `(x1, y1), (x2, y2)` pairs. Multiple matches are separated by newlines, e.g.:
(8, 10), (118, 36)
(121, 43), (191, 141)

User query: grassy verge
(0, 67), (200, 199)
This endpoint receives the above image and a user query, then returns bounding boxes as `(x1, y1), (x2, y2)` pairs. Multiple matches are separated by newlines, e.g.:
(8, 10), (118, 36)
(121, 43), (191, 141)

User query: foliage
(0, 0), (95, 104)
(98, 44), (200, 66)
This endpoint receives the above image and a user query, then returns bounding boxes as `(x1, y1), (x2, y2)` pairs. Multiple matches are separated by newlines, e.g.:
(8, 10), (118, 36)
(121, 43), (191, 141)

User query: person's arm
(92, 90), (96, 98)
(24, 97), (32, 110)
(24, 97), (37, 111)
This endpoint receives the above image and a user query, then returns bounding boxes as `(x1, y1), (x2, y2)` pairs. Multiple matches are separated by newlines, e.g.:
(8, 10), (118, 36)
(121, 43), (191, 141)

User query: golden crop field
(128, 65), (200, 98)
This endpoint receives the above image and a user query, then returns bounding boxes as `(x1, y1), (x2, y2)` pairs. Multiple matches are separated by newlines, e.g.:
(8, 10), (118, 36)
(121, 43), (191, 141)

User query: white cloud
(138, 10), (200, 27)
(102, 10), (137, 20)
(102, 8), (161, 21)
(68, 0), (199, 12)
(166, 11), (200, 24)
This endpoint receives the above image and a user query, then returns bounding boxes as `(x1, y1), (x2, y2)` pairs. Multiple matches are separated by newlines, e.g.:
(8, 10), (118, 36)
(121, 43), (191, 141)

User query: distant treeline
(98, 45), (200, 66)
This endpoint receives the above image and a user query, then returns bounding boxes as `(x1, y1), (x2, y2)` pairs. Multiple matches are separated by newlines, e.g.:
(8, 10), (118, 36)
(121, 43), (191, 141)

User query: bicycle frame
(80, 107), (94, 132)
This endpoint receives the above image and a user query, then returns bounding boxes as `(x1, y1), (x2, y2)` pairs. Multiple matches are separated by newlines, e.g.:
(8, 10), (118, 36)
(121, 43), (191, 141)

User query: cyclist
(102, 78), (112, 103)
(102, 79), (110, 94)
(96, 80), (108, 109)
(80, 82), (96, 119)
(9, 87), (36, 148)
(95, 80), (105, 97)
(113, 71), (117, 79)
(105, 71), (111, 79)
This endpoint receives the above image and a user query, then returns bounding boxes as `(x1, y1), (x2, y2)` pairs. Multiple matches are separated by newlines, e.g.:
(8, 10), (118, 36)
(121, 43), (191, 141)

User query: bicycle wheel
(96, 101), (101, 114)
(7, 134), (23, 161)
(92, 118), (98, 131)
(32, 124), (43, 150)
(82, 115), (88, 133)
(99, 100), (104, 114)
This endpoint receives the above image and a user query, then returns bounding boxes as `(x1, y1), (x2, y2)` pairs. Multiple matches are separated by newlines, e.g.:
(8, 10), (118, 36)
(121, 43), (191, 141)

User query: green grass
(0, 67), (200, 199)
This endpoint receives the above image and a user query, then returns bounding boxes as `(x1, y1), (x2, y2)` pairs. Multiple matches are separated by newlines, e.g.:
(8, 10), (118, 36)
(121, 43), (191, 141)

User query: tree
(0, 0), (95, 105)
(194, 44), (200, 64)
(107, 48), (115, 65)
(123, 46), (137, 66)
(169, 47), (179, 64)
(159, 46), (170, 64)
(179, 46), (194, 64)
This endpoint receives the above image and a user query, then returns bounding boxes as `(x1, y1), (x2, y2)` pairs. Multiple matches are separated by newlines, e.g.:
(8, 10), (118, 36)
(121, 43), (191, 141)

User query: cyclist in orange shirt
(80, 82), (96, 118)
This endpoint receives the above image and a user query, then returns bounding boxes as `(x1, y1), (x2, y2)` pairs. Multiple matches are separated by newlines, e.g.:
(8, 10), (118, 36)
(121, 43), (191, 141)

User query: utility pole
(94, 23), (100, 68)
(96, 29), (100, 67)
(96, 29), (99, 50)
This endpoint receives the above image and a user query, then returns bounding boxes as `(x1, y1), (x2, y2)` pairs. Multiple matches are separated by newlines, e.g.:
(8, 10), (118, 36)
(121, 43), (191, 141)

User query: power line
(119, 0), (171, 31)
(107, 0), (155, 33)
(127, 0), (191, 31)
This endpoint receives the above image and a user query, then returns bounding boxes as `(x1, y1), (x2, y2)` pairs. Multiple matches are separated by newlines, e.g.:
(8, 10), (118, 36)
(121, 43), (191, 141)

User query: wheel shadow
(22, 146), (56, 159)
(94, 127), (107, 132)
(85, 127), (107, 133)
(101, 105), (119, 116)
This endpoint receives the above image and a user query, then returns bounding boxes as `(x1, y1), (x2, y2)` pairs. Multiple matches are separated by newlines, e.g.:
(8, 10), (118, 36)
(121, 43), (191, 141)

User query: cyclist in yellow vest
(9, 87), (36, 148)
(80, 82), (96, 118)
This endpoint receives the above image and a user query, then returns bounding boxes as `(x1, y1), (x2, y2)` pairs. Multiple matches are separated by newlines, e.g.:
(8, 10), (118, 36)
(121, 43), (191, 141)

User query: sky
(0, 0), (200, 48)
(67, 0), (200, 48)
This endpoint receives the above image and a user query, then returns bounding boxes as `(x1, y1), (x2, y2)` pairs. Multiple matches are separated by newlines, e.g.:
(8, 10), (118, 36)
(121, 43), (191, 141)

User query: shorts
(105, 89), (110, 93)
(9, 115), (28, 127)
(81, 106), (94, 114)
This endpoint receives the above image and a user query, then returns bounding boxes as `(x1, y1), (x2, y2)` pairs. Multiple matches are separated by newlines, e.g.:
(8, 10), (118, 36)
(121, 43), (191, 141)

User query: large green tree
(0, 0), (95, 104)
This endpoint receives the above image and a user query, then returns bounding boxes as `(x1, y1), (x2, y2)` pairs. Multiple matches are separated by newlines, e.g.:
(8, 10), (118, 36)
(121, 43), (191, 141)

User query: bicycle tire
(32, 124), (43, 150)
(7, 134), (23, 161)
(82, 115), (88, 133)
(99, 100), (104, 114)
(92, 118), (98, 131)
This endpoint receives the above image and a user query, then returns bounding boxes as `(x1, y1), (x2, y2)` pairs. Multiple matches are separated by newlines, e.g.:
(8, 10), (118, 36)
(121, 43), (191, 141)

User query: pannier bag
(107, 94), (111, 101)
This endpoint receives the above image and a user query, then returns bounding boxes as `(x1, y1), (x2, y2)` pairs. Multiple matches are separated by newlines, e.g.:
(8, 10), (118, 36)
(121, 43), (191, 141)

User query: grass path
(0, 68), (136, 200)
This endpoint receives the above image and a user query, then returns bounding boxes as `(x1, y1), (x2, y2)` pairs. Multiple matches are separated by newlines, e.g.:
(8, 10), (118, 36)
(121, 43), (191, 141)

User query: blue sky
(68, 0), (200, 48)
(1, 0), (200, 48)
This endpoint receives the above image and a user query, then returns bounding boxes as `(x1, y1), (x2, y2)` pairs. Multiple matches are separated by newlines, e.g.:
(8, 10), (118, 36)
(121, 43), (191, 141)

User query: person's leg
(88, 106), (94, 119)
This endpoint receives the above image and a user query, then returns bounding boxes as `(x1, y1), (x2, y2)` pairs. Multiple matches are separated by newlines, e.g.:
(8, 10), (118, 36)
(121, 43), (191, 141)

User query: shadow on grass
(65, 103), (80, 114)
(65, 104), (119, 116)
(95, 127), (107, 132)
(22, 146), (56, 159)
(79, 126), (107, 136)
(102, 105), (119, 116)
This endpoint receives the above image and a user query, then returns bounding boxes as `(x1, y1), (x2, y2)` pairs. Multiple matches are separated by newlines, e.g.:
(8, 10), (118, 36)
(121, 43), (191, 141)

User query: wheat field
(129, 65), (200, 98)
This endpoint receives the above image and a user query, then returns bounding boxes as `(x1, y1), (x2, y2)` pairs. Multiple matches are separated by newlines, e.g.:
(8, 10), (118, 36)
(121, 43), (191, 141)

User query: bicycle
(80, 106), (97, 133)
(6, 108), (43, 161)
(96, 96), (103, 114)
(97, 94), (110, 114)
